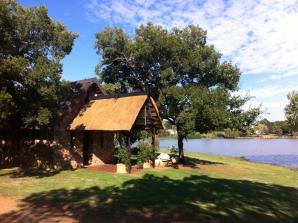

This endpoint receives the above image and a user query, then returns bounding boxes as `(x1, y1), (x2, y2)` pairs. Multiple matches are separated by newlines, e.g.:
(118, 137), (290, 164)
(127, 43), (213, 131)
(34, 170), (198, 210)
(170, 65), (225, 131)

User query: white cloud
(240, 99), (287, 121)
(85, 0), (298, 120)
(250, 85), (296, 99)
(257, 70), (298, 83)
(238, 85), (296, 100)
(237, 85), (297, 120)
(85, 0), (298, 77)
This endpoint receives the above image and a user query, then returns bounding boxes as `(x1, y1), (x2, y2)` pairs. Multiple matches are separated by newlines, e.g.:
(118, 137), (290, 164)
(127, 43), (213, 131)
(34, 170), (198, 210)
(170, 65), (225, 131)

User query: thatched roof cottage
(0, 78), (163, 170)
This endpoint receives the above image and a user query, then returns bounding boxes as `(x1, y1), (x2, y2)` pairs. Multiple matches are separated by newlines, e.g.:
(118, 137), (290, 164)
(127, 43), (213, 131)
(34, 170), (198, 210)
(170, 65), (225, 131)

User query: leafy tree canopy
(0, 0), (77, 128)
(101, 83), (122, 95)
(95, 23), (260, 161)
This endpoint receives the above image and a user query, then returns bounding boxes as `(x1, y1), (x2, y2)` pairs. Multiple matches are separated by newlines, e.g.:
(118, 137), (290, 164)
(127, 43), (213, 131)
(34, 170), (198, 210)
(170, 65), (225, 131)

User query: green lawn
(0, 152), (297, 222)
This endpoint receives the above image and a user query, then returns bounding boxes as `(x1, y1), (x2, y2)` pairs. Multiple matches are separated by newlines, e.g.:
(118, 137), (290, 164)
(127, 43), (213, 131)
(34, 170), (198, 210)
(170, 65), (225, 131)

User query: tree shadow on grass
(183, 155), (224, 168)
(0, 174), (297, 223)
(0, 168), (60, 179)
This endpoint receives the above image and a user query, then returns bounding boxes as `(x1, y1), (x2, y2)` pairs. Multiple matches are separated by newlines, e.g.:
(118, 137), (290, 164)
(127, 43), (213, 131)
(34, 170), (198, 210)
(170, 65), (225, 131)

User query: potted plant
(137, 141), (153, 169)
(116, 147), (131, 173)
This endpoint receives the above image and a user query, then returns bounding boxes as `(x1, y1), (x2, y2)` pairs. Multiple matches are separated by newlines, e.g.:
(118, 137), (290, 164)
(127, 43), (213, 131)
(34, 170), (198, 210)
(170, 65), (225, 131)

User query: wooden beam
(83, 131), (90, 165)
(70, 131), (74, 150)
(126, 132), (132, 173)
(151, 126), (156, 168)
(145, 104), (147, 129)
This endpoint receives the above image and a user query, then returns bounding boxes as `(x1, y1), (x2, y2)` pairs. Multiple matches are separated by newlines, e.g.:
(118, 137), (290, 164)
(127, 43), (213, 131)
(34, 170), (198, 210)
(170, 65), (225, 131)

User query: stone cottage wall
(89, 131), (115, 165)
(52, 130), (84, 169)
(52, 130), (115, 168)
(0, 138), (17, 168)
(0, 129), (56, 169)
(0, 130), (116, 170)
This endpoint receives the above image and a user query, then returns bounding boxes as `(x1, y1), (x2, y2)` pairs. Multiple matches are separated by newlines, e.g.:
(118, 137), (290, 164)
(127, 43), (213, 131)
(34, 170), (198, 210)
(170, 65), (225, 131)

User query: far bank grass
(159, 133), (297, 139)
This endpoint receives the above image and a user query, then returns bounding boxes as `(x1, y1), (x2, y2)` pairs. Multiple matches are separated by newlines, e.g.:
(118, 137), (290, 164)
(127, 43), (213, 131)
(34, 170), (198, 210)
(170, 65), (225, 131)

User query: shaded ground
(0, 167), (59, 179)
(0, 153), (297, 223)
(1, 174), (298, 222)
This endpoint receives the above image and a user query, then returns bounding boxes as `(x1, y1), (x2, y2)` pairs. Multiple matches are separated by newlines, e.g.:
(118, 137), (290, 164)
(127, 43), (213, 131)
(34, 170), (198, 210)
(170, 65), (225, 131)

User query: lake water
(159, 138), (298, 168)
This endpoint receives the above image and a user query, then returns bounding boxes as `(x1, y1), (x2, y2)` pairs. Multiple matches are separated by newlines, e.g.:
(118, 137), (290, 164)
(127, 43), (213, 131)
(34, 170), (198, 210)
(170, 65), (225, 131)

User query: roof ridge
(92, 91), (147, 100)
(72, 77), (98, 83)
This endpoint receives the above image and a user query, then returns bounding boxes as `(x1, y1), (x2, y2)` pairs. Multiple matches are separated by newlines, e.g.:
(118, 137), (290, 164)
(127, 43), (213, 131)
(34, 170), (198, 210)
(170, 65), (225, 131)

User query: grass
(0, 152), (298, 222)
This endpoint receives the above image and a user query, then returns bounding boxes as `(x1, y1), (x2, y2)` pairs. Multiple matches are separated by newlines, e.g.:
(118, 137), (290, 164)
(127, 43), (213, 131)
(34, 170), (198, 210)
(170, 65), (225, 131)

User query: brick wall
(89, 131), (115, 165)
(0, 130), (116, 170)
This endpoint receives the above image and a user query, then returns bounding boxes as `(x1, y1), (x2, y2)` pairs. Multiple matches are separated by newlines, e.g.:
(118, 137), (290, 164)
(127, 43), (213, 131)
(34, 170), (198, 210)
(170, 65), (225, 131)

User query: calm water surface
(159, 138), (298, 167)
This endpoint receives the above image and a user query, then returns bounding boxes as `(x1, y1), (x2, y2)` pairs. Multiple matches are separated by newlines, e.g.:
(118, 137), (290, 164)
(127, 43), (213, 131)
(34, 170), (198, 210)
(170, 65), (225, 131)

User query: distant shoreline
(159, 134), (298, 140)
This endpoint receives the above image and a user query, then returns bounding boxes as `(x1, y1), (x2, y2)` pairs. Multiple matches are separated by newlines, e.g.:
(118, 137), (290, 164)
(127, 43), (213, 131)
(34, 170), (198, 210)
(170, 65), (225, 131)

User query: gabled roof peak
(93, 91), (147, 100)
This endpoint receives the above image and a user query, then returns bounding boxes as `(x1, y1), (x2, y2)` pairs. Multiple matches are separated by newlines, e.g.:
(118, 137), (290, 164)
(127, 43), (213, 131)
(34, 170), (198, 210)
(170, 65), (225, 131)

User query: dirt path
(0, 196), (21, 215)
(0, 196), (78, 223)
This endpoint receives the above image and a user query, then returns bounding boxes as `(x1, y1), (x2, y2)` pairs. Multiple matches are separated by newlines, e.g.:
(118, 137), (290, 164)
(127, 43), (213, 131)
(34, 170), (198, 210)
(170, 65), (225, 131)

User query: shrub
(254, 123), (269, 135)
(224, 128), (240, 138)
(148, 136), (160, 151)
(188, 132), (202, 139)
(114, 130), (147, 149)
(136, 140), (152, 168)
(204, 131), (225, 138)
(117, 147), (131, 171)
(157, 129), (170, 137)
(155, 137), (160, 151)
(170, 145), (178, 156)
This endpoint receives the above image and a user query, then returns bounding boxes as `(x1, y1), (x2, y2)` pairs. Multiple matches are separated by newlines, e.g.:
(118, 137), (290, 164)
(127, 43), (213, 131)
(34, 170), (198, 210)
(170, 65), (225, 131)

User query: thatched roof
(56, 78), (107, 129)
(69, 92), (163, 131)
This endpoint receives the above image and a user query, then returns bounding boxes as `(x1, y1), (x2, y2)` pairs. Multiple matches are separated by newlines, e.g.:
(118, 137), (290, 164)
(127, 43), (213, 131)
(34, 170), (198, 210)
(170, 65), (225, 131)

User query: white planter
(171, 157), (177, 164)
(143, 161), (152, 169)
(154, 159), (161, 167)
(159, 161), (167, 167)
(116, 163), (127, 174)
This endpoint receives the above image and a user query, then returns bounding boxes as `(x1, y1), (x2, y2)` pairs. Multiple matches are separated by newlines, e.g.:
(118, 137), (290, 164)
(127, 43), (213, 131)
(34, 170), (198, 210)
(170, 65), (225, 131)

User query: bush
(224, 128), (240, 138)
(204, 131), (225, 138)
(117, 147), (131, 170)
(155, 137), (160, 151)
(114, 130), (147, 149)
(254, 124), (269, 135)
(136, 141), (152, 168)
(148, 136), (160, 150)
(188, 132), (202, 139)
(158, 129), (171, 137)
(170, 145), (178, 156)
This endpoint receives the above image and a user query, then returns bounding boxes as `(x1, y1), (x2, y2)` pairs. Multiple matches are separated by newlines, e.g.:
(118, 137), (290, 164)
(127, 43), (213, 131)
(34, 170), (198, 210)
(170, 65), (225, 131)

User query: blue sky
(19, 0), (298, 121)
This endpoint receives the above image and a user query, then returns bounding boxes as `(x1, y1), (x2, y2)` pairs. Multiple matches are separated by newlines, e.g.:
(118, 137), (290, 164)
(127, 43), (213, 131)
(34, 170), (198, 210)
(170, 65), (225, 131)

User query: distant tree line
(254, 91), (298, 136)
(255, 119), (290, 135)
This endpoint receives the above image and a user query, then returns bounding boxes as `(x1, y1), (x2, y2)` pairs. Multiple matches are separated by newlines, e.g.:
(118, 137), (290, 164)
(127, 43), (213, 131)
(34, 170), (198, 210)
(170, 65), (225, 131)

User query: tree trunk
(126, 133), (132, 173)
(15, 129), (22, 165)
(83, 131), (90, 165)
(178, 133), (184, 164)
(151, 127), (156, 168)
